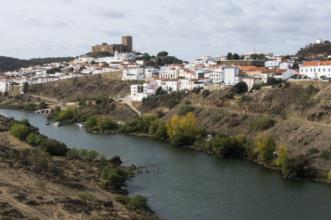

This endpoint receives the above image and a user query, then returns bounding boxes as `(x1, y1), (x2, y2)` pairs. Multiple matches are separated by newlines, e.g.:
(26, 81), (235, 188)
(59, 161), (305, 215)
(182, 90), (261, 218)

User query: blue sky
(0, 0), (330, 60)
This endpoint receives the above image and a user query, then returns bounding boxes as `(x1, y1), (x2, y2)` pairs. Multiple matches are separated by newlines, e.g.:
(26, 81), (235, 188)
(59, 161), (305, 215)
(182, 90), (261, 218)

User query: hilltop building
(92, 36), (133, 55)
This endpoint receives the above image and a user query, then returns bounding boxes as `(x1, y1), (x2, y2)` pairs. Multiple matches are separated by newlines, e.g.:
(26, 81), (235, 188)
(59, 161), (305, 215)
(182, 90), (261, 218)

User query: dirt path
(116, 96), (142, 116)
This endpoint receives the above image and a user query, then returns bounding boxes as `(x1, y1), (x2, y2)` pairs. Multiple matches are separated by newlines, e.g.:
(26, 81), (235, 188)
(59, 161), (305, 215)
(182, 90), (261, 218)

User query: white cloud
(0, 0), (330, 60)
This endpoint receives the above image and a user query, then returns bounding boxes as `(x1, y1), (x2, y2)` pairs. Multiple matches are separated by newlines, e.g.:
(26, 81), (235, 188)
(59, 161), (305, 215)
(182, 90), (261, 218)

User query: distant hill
(0, 56), (74, 72)
(297, 41), (331, 60)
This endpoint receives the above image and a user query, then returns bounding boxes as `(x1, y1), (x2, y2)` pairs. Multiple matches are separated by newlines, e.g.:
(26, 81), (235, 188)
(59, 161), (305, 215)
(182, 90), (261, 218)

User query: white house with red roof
(300, 61), (331, 79)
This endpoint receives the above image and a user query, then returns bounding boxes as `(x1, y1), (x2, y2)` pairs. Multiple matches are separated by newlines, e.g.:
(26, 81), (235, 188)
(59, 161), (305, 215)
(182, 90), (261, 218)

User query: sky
(0, 0), (330, 61)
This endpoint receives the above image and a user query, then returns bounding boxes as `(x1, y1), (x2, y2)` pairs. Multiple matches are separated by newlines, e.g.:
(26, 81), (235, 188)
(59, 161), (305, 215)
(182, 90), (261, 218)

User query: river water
(1, 109), (331, 220)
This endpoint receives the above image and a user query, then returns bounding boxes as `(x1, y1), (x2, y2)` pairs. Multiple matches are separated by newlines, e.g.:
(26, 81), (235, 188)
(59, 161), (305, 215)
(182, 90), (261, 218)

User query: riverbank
(3, 108), (331, 220)
(0, 115), (160, 220)
(3, 102), (330, 186)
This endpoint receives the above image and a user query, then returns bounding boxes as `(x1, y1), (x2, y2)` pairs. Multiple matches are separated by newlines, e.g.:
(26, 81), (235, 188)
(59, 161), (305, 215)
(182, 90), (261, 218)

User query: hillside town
(1, 37), (331, 101)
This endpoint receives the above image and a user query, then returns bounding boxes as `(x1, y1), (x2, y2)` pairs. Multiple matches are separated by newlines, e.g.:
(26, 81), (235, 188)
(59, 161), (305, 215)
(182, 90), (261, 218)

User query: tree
(233, 82), (248, 94)
(226, 52), (233, 60)
(255, 134), (276, 163)
(166, 112), (200, 146)
(208, 135), (246, 158)
(101, 166), (126, 192)
(41, 139), (68, 156)
(232, 53), (240, 60)
(157, 51), (169, 57)
(275, 145), (289, 168)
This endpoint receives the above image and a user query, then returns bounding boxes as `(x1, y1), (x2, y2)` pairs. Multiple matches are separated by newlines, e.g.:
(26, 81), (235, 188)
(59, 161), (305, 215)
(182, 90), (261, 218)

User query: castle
(92, 36), (133, 55)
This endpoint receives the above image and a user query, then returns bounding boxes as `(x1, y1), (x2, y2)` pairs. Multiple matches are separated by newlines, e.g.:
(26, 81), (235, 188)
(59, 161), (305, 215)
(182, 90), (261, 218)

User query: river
(1, 109), (331, 220)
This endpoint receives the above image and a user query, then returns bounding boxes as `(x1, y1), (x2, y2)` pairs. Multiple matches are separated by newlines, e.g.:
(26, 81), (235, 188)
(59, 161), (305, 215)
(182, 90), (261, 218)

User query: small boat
(53, 122), (61, 127)
(45, 121), (50, 126)
(76, 123), (85, 128)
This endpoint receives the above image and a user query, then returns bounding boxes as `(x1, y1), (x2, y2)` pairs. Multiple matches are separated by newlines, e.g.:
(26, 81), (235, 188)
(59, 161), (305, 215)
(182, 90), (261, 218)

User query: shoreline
(1, 107), (329, 186)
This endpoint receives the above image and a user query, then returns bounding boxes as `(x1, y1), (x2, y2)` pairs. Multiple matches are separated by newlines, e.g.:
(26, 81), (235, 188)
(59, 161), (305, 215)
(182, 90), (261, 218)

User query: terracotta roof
(237, 66), (266, 72)
(302, 61), (331, 67)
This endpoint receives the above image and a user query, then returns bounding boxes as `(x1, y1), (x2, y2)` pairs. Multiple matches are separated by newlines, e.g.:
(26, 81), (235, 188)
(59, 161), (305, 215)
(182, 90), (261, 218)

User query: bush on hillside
(148, 120), (168, 139)
(10, 123), (31, 141)
(166, 112), (200, 146)
(101, 166), (127, 192)
(120, 116), (156, 133)
(178, 105), (196, 116)
(85, 116), (119, 133)
(208, 135), (247, 158)
(26, 132), (47, 146)
(250, 117), (275, 131)
(66, 148), (101, 161)
(41, 139), (68, 156)
(232, 82), (248, 94)
(255, 134), (276, 163)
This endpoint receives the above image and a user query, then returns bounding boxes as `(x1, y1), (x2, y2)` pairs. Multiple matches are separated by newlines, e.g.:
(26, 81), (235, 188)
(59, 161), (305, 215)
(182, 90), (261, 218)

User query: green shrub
(280, 156), (317, 179)
(178, 105), (196, 116)
(52, 107), (82, 123)
(85, 116), (119, 133)
(232, 82), (248, 94)
(101, 166), (127, 192)
(250, 117), (275, 131)
(148, 120), (168, 139)
(41, 139), (68, 156)
(208, 135), (246, 158)
(255, 134), (276, 163)
(120, 116), (156, 133)
(10, 123), (31, 141)
(66, 149), (100, 161)
(275, 145), (289, 168)
(26, 133), (46, 146)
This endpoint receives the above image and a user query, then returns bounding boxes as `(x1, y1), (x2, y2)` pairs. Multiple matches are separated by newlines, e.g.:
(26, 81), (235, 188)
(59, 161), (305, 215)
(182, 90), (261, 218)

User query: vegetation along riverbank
(0, 115), (160, 220)
(1, 76), (331, 184)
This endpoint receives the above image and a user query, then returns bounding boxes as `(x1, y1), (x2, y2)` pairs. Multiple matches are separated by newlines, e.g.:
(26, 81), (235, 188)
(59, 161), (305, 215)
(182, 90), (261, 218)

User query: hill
(138, 81), (331, 178)
(297, 41), (331, 59)
(0, 56), (73, 72)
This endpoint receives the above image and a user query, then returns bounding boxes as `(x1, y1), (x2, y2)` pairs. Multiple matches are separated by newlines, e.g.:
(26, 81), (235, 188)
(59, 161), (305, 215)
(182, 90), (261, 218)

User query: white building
(265, 60), (280, 69)
(122, 67), (145, 81)
(279, 62), (291, 70)
(224, 67), (240, 86)
(300, 61), (331, 79)
(161, 80), (178, 92)
(145, 67), (159, 80)
(209, 70), (224, 84)
(0, 80), (10, 93)
(159, 66), (180, 79)
(130, 84), (148, 101)
(178, 79), (195, 91)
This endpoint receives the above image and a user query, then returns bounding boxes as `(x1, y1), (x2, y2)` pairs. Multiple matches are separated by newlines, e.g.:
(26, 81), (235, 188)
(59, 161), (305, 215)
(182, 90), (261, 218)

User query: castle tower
(122, 36), (133, 52)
